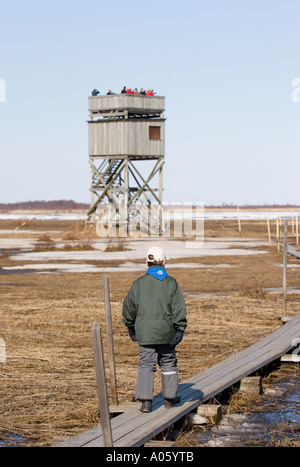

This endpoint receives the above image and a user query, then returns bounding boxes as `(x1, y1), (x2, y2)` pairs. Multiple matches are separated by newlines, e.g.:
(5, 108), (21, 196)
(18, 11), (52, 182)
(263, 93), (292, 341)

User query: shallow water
(198, 375), (300, 447)
(0, 434), (25, 448)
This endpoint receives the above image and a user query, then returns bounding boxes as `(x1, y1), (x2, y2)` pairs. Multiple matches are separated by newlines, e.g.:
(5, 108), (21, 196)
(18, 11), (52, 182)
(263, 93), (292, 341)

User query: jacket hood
(146, 266), (168, 281)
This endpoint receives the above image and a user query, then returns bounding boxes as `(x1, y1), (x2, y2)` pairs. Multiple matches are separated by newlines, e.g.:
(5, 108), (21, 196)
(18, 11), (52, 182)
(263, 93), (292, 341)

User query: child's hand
(128, 328), (137, 341)
(171, 329), (184, 347)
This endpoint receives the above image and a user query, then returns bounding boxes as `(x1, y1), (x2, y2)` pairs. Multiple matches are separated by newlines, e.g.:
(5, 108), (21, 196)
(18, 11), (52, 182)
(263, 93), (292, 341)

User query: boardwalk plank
(287, 245), (300, 259)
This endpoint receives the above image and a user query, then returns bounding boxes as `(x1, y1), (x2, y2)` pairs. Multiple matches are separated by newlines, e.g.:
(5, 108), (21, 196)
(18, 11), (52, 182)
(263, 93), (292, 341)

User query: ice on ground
(2, 262), (236, 274)
(6, 239), (268, 263)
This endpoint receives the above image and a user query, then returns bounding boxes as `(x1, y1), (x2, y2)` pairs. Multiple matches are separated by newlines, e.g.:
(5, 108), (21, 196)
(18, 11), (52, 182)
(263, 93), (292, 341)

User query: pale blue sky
(0, 0), (299, 206)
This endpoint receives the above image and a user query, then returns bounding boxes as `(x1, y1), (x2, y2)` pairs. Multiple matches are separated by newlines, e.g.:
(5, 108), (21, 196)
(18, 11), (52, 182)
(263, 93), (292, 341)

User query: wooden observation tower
(87, 93), (165, 229)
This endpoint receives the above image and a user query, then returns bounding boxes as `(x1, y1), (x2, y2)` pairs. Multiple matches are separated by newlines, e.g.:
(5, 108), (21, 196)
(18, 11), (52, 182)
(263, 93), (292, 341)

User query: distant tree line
(205, 203), (300, 209)
(0, 200), (298, 212)
(0, 200), (89, 211)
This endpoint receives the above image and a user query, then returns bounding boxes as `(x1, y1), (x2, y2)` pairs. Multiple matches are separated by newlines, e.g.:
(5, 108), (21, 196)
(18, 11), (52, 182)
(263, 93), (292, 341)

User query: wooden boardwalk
(287, 245), (300, 260)
(59, 314), (300, 447)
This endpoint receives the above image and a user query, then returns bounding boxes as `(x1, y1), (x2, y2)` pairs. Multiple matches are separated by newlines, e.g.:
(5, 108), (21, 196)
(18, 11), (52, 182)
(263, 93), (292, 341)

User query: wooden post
(267, 217), (271, 246)
(92, 322), (113, 447)
(103, 274), (119, 406)
(276, 218), (280, 252)
(237, 207), (241, 234)
(240, 376), (263, 395)
(282, 220), (288, 319)
(185, 405), (222, 426)
(296, 212), (299, 246)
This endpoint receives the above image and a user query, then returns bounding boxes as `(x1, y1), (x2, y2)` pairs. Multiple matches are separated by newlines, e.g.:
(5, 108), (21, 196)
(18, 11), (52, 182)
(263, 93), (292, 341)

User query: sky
(0, 0), (299, 207)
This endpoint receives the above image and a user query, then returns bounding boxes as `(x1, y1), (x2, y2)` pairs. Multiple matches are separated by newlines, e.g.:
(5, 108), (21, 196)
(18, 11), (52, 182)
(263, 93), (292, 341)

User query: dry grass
(0, 217), (300, 446)
(240, 280), (267, 298)
(227, 391), (263, 413)
(62, 220), (98, 241)
(104, 238), (130, 252)
(1, 290), (284, 447)
(34, 234), (56, 251)
(32, 224), (97, 251)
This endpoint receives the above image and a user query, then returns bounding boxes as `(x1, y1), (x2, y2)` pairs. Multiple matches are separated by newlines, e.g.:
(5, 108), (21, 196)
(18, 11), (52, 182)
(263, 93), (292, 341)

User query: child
(122, 246), (187, 412)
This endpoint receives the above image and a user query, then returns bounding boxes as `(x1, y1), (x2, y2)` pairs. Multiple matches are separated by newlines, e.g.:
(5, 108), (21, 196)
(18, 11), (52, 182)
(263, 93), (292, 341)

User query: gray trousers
(135, 344), (179, 401)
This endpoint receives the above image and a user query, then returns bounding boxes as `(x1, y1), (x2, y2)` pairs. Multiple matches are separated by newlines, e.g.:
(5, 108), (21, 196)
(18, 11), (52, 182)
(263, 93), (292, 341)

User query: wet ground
(188, 371), (300, 447)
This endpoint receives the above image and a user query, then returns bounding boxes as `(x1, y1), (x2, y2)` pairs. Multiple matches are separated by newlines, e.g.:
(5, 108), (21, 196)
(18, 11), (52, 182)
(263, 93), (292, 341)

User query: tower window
(149, 126), (161, 140)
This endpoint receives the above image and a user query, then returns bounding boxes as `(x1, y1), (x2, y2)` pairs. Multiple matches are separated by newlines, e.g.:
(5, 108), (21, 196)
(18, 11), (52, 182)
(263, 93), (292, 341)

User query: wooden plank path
(287, 245), (300, 259)
(59, 314), (300, 447)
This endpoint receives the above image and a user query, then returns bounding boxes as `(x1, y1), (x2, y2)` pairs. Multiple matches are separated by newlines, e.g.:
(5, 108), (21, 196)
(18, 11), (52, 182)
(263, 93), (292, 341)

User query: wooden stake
(276, 218), (280, 252)
(282, 220), (288, 319)
(267, 217), (271, 246)
(296, 212), (299, 246)
(103, 274), (118, 406)
(237, 207), (241, 234)
(92, 322), (113, 447)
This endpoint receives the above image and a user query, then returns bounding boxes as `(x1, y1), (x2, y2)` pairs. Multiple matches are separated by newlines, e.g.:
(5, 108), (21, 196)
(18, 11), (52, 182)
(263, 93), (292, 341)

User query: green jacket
(122, 267), (187, 345)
